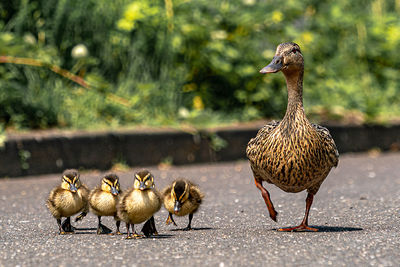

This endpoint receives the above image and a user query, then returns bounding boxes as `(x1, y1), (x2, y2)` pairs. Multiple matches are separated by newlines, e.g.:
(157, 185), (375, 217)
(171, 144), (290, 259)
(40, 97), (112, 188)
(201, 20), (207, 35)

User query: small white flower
(23, 33), (36, 44)
(243, 0), (256, 5)
(211, 30), (228, 40)
(178, 107), (190, 118)
(71, 44), (89, 58)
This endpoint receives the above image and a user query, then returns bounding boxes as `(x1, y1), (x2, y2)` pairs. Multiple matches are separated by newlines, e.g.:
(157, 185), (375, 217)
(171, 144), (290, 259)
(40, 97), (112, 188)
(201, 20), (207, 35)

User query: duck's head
(101, 174), (121, 196)
(171, 180), (189, 214)
(133, 170), (154, 191)
(260, 42), (303, 75)
(61, 169), (81, 193)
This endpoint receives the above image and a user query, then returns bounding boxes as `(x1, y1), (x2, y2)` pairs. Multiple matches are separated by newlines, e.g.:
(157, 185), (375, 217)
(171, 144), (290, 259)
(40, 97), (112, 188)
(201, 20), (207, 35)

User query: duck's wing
(246, 120), (280, 162)
(311, 123), (339, 167)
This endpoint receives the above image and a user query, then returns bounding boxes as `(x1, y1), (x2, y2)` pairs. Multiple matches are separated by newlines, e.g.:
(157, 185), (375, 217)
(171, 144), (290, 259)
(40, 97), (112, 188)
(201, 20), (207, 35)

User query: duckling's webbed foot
(61, 217), (75, 233)
(57, 218), (66, 234)
(75, 211), (87, 222)
(165, 213), (177, 226)
(125, 224), (143, 239)
(114, 220), (122, 235)
(182, 213), (193, 231)
(142, 216), (158, 237)
(97, 223), (112, 235)
(254, 178), (278, 222)
(96, 216), (112, 234)
(125, 223), (132, 239)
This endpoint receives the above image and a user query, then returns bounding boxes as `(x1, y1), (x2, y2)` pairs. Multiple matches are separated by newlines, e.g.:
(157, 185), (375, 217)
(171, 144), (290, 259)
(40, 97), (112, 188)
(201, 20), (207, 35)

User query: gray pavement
(0, 152), (399, 266)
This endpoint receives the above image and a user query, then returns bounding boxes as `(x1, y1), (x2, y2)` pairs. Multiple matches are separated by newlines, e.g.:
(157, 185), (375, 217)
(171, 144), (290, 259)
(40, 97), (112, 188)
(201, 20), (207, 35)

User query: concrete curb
(1, 124), (399, 177)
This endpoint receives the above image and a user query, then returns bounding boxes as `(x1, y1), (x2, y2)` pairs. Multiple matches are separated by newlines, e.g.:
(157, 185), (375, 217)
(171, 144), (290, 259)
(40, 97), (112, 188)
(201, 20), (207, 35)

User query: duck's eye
(291, 48), (298, 54)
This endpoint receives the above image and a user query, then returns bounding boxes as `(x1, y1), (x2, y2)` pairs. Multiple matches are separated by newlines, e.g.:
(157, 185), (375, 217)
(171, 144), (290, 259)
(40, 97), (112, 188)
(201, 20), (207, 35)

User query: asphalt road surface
(1, 152), (399, 266)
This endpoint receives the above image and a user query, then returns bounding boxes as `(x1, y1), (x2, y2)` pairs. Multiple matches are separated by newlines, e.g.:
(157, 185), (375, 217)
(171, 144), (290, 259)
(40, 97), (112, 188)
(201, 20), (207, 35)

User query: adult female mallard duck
(246, 42), (339, 231)
(47, 169), (89, 234)
(117, 170), (162, 239)
(88, 173), (122, 235)
(162, 179), (204, 231)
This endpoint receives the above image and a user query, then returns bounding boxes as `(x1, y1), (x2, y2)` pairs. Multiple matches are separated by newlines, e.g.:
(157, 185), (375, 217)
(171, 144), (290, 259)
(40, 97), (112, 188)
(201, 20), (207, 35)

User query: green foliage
(0, 0), (399, 130)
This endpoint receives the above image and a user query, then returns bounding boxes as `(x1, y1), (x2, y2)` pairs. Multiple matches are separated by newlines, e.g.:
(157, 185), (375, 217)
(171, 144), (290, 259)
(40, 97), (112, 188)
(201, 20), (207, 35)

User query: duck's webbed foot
(278, 193), (317, 232)
(278, 224), (318, 232)
(61, 217), (75, 233)
(166, 213), (177, 226)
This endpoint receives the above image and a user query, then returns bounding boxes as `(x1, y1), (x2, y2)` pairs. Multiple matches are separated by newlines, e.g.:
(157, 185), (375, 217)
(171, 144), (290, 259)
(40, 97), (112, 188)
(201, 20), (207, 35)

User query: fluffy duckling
(89, 174), (122, 235)
(162, 179), (204, 231)
(47, 169), (89, 234)
(246, 42), (339, 231)
(117, 170), (161, 239)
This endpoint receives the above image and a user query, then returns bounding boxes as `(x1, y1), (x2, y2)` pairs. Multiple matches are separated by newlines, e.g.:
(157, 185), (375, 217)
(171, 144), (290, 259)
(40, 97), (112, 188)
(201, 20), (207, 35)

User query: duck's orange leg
(278, 193), (318, 232)
(254, 178), (278, 222)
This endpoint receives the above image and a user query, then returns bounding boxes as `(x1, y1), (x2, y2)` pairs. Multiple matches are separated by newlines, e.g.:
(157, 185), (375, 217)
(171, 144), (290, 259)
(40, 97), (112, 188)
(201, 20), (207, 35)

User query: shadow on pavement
(169, 227), (215, 232)
(271, 226), (363, 232)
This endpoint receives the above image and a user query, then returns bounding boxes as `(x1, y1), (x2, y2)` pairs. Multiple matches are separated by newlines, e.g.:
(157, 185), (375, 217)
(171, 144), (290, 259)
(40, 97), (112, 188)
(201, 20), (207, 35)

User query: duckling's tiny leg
(57, 218), (65, 234)
(183, 213), (193, 231)
(142, 216), (158, 237)
(97, 216), (112, 235)
(126, 223), (132, 239)
(150, 216), (158, 235)
(278, 193), (318, 232)
(115, 220), (122, 235)
(254, 178), (278, 222)
(62, 217), (75, 233)
(132, 224), (144, 239)
(166, 213), (177, 226)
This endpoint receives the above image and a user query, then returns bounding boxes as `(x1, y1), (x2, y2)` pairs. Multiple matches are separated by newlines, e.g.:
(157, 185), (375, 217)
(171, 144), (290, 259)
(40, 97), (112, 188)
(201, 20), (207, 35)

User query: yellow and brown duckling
(117, 170), (161, 239)
(162, 179), (204, 231)
(46, 169), (89, 234)
(89, 173), (122, 235)
(246, 42), (339, 231)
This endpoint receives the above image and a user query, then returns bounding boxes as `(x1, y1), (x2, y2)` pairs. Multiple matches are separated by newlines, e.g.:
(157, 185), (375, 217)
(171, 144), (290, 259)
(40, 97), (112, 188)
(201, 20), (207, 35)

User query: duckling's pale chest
(124, 190), (161, 224)
(59, 190), (85, 217)
(90, 192), (118, 216)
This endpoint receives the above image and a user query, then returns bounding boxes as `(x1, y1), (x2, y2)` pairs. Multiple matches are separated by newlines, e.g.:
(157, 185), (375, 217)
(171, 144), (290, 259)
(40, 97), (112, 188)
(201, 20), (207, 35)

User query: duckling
(47, 169), (89, 234)
(162, 179), (204, 231)
(246, 42), (339, 231)
(117, 170), (161, 239)
(89, 174), (122, 235)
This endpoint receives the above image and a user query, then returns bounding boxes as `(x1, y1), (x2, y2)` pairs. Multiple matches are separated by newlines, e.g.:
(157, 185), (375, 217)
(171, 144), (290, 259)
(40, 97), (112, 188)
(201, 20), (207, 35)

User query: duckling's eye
(291, 48), (299, 54)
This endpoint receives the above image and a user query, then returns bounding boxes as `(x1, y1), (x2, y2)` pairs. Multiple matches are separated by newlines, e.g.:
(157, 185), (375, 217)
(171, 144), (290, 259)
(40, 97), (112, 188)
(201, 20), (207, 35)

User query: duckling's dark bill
(260, 56), (283, 73)
(174, 201), (181, 213)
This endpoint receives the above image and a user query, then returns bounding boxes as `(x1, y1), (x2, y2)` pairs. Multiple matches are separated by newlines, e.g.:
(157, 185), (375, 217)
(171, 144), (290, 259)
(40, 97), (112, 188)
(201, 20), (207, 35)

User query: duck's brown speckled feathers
(246, 42), (339, 231)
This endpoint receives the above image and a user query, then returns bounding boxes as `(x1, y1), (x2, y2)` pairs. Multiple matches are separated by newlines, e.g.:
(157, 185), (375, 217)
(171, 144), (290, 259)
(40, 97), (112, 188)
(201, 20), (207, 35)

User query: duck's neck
(282, 68), (305, 121)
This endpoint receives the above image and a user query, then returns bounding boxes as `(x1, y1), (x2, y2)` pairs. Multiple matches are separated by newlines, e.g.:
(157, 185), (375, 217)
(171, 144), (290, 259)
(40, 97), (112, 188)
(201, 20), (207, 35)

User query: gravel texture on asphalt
(1, 152), (399, 266)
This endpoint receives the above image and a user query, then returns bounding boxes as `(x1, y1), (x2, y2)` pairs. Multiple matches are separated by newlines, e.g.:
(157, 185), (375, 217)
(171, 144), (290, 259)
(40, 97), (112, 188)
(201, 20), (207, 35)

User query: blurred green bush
(0, 0), (399, 130)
